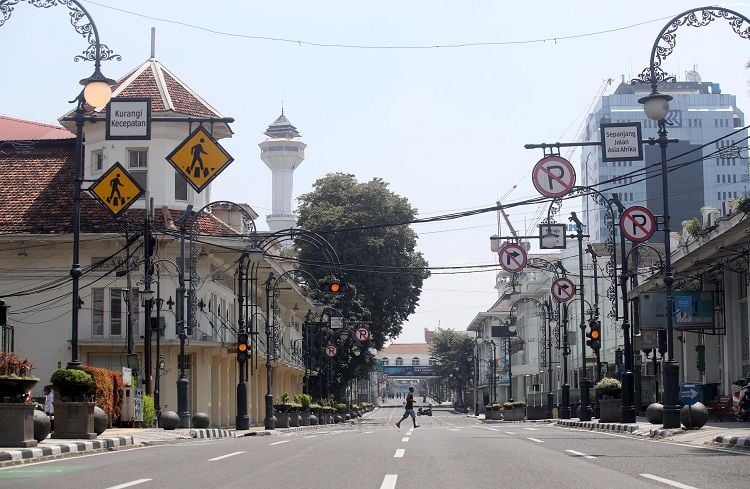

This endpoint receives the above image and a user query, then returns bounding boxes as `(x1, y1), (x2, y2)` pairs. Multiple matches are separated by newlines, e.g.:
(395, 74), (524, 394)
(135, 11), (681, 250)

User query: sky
(3, 1), (750, 343)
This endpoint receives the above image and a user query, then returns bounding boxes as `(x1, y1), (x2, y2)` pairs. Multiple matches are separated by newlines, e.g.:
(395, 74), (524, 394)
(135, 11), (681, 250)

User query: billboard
(638, 292), (715, 330)
(383, 365), (436, 377)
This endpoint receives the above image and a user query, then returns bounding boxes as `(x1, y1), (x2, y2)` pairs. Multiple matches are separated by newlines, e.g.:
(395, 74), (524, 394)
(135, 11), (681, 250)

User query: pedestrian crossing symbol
(166, 126), (234, 193)
(89, 162), (144, 217)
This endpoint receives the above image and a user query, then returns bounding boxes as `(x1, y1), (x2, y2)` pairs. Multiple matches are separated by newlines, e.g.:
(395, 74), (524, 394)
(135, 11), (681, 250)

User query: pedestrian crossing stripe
(89, 162), (144, 217)
(166, 125), (234, 193)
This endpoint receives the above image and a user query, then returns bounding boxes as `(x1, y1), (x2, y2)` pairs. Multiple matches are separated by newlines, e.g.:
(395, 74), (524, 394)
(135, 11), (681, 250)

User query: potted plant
(595, 377), (622, 423)
(308, 401), (320, 425)
(50, 368), (97, 439)
(0, 353), (39, 447)
(502, 400), (526, 421)
(273, 392), (292, 428)
(335, 403), (348, 423)
(485, 403), (502, 420)
(296, 394), (312, 426)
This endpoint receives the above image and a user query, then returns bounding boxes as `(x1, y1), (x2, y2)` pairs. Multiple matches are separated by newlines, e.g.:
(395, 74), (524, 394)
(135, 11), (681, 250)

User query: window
(175, 171), (188, 201)
(92, 150), (104, 171)
(412, 357), (420, 366)
(382, 357), (389, 366)
(128, 149), (148, 192)
(429, 357), (436, 366)
(395, 357), (403, 366)
(110, 289), (122, 336)
(92, 288), (104, 336)
(717, 175), (721, 184)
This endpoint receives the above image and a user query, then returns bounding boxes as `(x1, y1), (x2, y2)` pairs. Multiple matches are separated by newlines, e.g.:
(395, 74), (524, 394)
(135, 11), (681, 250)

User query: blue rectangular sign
(383, 365), (435, 377)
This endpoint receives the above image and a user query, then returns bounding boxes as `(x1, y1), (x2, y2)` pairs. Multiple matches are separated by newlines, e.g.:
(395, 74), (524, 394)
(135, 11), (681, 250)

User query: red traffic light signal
(321, 277), (348, 294)
(237, 333), (249, 362)
(586, 320), (601, 351)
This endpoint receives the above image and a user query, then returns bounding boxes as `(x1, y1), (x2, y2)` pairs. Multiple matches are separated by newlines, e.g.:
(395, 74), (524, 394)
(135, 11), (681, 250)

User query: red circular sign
(325, 343), (338, 357)
(532, 156), (576, 197)
(619, 206), (656, 243)
(551, 277), (576, 302)
(498, 243), (528, 272)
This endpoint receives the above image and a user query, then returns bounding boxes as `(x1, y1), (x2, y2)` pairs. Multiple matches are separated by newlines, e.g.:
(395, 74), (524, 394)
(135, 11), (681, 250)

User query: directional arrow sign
(551, 277), (576, 302)
(679, 383), (701, 405)
(532, 155), (576, 197)
(498, 243), (527, 273)
(619, 206), (656, 243)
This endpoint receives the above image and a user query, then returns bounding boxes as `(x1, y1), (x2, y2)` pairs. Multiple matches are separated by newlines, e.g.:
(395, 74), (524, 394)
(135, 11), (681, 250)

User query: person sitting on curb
(396, 386), (419, 429)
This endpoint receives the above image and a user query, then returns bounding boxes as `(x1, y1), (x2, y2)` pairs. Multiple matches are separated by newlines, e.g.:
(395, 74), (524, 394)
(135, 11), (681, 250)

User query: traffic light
(586, 320), (601, 351)
(237, 333), (249, 362)
(321, 277), (348, 295)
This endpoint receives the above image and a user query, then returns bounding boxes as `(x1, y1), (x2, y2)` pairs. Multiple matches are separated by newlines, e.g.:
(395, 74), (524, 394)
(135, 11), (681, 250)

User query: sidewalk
(481, 414), (750, 450)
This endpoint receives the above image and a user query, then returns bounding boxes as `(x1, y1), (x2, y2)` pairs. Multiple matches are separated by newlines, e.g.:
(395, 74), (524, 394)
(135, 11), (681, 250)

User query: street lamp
(2, 1), (120, 369)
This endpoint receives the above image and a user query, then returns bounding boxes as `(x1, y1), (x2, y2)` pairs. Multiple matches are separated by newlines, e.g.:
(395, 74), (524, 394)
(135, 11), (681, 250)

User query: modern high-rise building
(581, 72), (749, 242)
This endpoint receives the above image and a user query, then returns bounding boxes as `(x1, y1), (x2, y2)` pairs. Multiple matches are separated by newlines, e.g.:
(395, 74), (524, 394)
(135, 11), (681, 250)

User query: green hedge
(142, 394), (156, 427)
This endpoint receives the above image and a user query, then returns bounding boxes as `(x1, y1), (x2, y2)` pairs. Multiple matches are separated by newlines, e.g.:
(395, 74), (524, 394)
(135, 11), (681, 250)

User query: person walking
(396, 386), (419, 429)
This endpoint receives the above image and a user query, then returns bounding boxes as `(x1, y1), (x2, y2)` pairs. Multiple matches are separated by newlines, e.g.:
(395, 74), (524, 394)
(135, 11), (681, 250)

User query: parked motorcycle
(417, 405), (433, 416)
(732, 377), (750, 421)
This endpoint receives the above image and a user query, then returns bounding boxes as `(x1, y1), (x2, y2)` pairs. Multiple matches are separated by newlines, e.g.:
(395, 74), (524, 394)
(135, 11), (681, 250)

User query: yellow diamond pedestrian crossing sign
(89, 162), (144, 217)
(166, 126), (234, 193)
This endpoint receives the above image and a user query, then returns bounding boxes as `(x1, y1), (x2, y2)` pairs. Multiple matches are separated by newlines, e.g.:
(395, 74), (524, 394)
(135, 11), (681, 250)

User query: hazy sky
(3, 1), (750, 343)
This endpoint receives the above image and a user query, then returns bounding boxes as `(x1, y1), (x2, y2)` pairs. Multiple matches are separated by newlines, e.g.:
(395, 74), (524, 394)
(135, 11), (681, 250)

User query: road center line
(394, 449), (405, 458)
(380, 474), (398, 489)
(269, 440), (290, 446)
(401, 437), (409, 442)
(208, 451), (245, 461)
(639, 474), (699, 489)
(504, 431), (516, 435)
(565, 449), (596, 459)
(527, 437), (544, 443)
(483, 427), (499, 431)
(104, 480), (152, 489)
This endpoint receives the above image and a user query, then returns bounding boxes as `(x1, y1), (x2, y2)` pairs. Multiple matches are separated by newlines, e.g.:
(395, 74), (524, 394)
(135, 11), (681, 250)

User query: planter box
(526, 405), (550, 420)
(484, 411), (502, 420)
(598, 398), (622, 423)
(275, 412), (290, 428)
(0, 404), (37, 447)
(52, 401), (97, 439)
(502, 408), (526, 421)
(288, 412), (300, 427)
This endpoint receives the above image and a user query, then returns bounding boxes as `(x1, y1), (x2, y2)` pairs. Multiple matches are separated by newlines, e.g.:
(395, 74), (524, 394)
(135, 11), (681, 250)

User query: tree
(430, 329), (475, 408)
(296, 173), (430, 348)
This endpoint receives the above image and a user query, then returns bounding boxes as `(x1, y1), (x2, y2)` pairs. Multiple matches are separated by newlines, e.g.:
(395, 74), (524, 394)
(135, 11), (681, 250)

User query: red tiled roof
(380, 343), (432, 356)
(0, 115), (74, 141)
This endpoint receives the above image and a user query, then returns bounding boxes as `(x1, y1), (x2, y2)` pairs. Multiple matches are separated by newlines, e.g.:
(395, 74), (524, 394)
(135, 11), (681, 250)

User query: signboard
(89, 162), (144, 216)
(166, 126), (234, 193)
(355, 326), (370, 342)
(532, 155), (576, 197)
(491, 325), (517, 338)
(551, 277), (576, 302)
(106, 97), (151, 140)
(600, 122), (643, 162)
(638, 292), (715, 330)
(639, 330), (658, 351)
(325, 343), (338, 357)
(539, 223), (567, 249)
(679, 383), (701, 405)
(382, 365), (436, 377)
(330, 317), (344, 330)
(498, 243), (528, 273)
(619, 206), (656, 243)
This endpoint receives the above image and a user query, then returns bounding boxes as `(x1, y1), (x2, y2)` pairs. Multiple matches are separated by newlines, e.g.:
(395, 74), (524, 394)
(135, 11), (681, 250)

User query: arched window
(412, 357), (420, 366)
(395, 357), (403, 366)
(429, 357), (436, 366)
(382, 357), (389, 366)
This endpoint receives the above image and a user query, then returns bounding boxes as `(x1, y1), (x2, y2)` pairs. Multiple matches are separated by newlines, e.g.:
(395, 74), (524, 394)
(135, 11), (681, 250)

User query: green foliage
(335, 403), (348, 413)
(486, 403), (502, 412)
(142, 394), (156, 427)
(0, 352), (37, 379)
(685, 217), (701, 237)
(294, 393), (312, 408)
(50, 368), (93, 387)
(84, 366), (114, 421)
(296, 173), (430, 345)
(595, 377), (622, 399)
(309, 403), (322, 410)
(430, 329), (475, 388)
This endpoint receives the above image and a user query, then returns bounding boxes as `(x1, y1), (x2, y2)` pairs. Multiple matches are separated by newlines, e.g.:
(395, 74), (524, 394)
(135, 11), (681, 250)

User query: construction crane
(491, 184), (529, 253)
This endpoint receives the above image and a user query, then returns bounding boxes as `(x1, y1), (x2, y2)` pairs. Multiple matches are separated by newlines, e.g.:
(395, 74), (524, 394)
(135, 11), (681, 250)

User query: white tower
(259, 111), (306, 232)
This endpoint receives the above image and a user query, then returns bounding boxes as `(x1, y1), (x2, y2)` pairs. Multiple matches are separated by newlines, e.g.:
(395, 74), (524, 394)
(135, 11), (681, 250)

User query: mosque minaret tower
(259, 110), (306, 232)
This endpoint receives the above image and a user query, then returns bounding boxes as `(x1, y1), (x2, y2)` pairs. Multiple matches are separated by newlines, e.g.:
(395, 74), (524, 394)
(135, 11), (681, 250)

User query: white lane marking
(449, 428), (459, 432)
(394, 449), (405, 458)
(527, 437), (544, 443)
(269, 440), (290, 446)
(380, 474), (398, 489)
(505, 431), (516, 435)
(523, 427), (539, 431)
(363, 431), (373, 434)
(483, 427), (499, 431)
(565, 449), (596, 459)
(639, 474), (699, 489)
(407, 430), (413, 435)
(207, 451), (245, 461)
(302, 435), (318, 439)
(104, 480), (152, 489)
(401, 437), (410, 442)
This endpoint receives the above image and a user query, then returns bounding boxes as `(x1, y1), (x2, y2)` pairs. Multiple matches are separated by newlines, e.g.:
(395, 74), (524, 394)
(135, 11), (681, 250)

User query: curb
(0, 435), (134, 465)
(483, 418), (556, 424)
(556, 419), (643, 435)
(713, 435), (750, 449)
(190, 428), (235, 439)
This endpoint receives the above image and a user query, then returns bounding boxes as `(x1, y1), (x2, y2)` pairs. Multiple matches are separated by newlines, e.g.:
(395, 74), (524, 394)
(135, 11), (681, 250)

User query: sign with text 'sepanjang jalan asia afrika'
(89, 162), (144, 217)
(600, 122), (643, 162)
(106, 97), (151, 140)
(166, 126), (234, 193)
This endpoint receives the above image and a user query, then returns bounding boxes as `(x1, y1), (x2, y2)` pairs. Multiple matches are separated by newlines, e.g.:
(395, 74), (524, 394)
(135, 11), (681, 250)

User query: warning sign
(166, 126), (234, 193)
(89, 162), (144, 217)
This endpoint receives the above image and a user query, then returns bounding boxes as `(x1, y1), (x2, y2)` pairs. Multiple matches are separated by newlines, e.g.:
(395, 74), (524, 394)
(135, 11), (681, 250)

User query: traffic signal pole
(235, 254), (250, 430)
(570, 212), (592, 421)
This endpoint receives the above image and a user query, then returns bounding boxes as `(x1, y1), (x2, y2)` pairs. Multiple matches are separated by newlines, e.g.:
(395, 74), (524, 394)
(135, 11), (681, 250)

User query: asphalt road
(0, 407), (747, 489)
